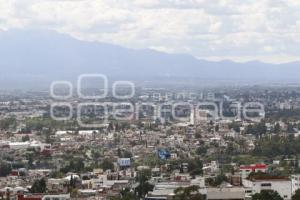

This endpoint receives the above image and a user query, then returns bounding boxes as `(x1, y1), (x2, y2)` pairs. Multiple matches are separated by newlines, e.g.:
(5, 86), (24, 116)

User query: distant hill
(0, 29), (299, 88)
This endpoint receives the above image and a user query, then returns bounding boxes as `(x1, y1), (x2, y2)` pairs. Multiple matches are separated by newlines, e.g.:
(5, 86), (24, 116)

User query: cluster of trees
(107, 122), (131, 132)
(135, 170), (154, 198)
(169, 158), (203, 176)
(252, 190), (283, 200)
(60, 158), (115, 174)
(173, 186), (204, 200)
(0, 117), (16, 130)
(0, 162), (12, 177)
(251, 186), (300, 200)
(185, 159), (203, 176)
(244, 121), (267, 137)
(272, 122), (296, 134)
(228, 122), (241, 132)
(112, 170), (154, 200)
(111, 188), (137, 200)
(292, 189), (300, 200)
(247, 172), (286, 180)
(100, 159), (114, 171)
(117, 148), (133, 158)
(30, 178), (47, 193)
(253, 135), (300, 157)
(251, 189), (300, 200)
(205, 174), (228, 187)
(24, 117), (76, 132)
(196, 145), (208, 156)
(250, 189), (300, 200)
(22, 135), (30, 142)
(60, 158), (85, 173)
(267, 108), (300, 121)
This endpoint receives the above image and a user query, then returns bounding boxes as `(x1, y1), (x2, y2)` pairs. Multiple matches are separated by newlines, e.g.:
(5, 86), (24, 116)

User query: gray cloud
(0, 0), (300, 63)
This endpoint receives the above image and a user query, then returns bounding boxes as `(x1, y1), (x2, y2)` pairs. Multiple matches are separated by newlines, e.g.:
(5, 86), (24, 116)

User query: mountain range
(0, 29), (299, 88)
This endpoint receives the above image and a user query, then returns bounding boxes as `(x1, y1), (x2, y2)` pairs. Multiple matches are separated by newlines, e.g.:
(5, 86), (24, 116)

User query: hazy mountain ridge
(0, 29), (299, 88)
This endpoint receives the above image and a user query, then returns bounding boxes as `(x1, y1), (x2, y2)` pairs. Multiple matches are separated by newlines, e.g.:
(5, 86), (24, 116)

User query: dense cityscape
(2, 0), (300, 200)
(1, 85), (300, 200)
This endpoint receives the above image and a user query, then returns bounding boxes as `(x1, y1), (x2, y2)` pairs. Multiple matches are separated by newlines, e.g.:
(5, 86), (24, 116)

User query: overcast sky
(1, 0), (300, 63)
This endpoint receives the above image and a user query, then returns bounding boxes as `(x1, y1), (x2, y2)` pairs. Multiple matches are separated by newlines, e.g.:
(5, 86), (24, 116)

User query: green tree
(114, 188), (138, 200)
(292, 189), (300, 200)
(0, 117), (16, 130)
(135, 171), (154, 198)
(101, 159), (114, 171)
(206, 174), (228, 187)
(229, 122), (241, 133)
(70, 175), (76, 188)
(123, 150), (133, 158)
(274, 123), (281, 134)
(196, 146), (207, 156)
(60, 158), (85, 173)
(245, 121), (267, 137)
(287, 123), (296, 133)
(30, 178), (47, 193)
(252, 190), (283, 200)
(253, 134), (300, 157)
(186, 159), (203, 176)
(0, 162), (12, 177)
(215, 124), (219, 132)
(22, 135), (30, 142)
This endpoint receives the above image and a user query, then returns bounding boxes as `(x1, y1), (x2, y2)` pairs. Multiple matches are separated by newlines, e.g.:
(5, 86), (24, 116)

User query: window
(261, 183), (272, 187)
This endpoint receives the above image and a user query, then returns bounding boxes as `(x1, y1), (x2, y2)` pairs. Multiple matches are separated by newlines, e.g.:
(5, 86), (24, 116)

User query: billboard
(118, 158), (131, 167)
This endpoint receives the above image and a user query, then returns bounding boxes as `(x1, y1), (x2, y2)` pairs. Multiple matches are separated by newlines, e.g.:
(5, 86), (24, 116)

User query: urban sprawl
(1, 86), (300, 200)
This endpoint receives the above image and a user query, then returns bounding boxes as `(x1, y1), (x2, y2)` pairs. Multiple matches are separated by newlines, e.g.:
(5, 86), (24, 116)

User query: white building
(55, 130), (74, 136)
(243, 178), (291, 200)
(78, 130), (99, 137)
(203, 161), (219, 175)
(42, 194), (70, 200)
(8, 141), (50, 151)
(206, 187), (245, 200)
(9, 142), (30, 150)
(291, 174), (300, 195)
